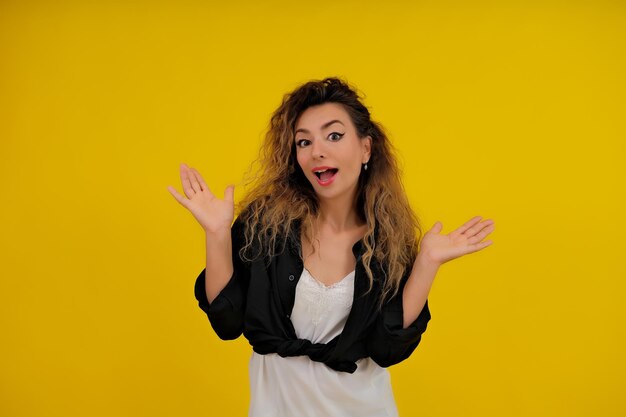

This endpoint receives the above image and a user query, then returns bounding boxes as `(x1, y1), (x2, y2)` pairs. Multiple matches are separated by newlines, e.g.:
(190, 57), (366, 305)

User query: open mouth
(314, 168), (339, 182)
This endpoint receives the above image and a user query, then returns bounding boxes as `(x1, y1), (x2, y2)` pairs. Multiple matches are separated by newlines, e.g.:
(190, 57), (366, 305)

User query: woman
(168, 77), (495, 416)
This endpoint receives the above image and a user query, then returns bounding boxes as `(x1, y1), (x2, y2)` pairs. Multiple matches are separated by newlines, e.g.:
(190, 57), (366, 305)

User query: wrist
(204, 227), (231, 242)
(415, 252), (442, 271)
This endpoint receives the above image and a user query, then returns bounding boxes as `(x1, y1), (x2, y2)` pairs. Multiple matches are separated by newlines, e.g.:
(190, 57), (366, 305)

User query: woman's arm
(204, 227), (234, 304)
(404, 216), (494, 326)
(402, 255), (438, 328)
(194, 216), (251, 340)
(363, 275), (431, 368)
(168, 163), (249, 339)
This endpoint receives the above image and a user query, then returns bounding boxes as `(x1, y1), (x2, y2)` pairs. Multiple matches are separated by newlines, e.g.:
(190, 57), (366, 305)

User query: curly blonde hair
(235, 77), (423, 309)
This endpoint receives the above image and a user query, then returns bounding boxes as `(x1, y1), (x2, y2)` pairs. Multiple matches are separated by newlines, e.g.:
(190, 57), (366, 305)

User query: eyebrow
(295, 119), (345, 135)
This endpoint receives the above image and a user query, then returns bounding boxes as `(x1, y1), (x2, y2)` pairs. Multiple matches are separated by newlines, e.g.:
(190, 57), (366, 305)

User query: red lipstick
(311, 166), (338, 186)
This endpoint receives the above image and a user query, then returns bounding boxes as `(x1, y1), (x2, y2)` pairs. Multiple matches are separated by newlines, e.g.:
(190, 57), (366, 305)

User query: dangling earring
(364, 163), (368, 171)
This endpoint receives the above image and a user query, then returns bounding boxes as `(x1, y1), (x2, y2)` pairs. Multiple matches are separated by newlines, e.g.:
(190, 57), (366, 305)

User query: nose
(311, 138), (325, 159)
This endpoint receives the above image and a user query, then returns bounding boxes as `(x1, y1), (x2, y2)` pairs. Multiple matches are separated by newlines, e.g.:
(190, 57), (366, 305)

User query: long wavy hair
(235, 77), (423, 309)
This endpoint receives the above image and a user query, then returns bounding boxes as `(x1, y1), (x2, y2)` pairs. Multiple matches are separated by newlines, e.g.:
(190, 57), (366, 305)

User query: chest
(300, 229), (364, 287)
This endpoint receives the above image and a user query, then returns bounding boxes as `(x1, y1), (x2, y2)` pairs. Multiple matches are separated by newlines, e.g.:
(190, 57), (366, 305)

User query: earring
(364, 163), (368, 171)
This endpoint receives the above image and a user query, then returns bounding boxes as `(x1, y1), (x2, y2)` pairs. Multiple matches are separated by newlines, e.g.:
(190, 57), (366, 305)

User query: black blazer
(194, 215), (431, 373)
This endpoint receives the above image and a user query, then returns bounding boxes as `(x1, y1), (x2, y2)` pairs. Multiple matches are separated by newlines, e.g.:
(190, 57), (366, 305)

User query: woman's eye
(296, 139), (310, 147)
(329, 132), (344, 141)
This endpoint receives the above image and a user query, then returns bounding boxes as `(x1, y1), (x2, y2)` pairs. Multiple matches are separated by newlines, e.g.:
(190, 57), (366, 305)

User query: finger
(465, 219), (495, 239)
(167, 185), (189, 209)
(451, 216), (482, 237)
(190, 166), (213, 195)
(467, 223), (495, 245)
(180, 163), (197, 199)
(224, 184), (235, 203)
(428, 221), (443, 234)
(185, 165), (203, 194)
(470, 240), (493, 253)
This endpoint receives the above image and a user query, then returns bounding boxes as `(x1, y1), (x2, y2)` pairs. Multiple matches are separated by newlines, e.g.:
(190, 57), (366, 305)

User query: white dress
(248, 267), (399, 417)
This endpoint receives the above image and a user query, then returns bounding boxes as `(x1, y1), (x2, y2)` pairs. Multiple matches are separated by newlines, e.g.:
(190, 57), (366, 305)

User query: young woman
(168, 77), (495, 416)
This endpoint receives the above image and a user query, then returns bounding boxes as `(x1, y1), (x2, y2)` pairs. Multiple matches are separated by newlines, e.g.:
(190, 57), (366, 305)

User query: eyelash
(296, 132), (344, 148)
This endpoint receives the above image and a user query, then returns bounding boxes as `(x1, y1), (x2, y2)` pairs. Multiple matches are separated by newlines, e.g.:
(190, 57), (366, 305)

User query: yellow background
(1, 1), (625, 416)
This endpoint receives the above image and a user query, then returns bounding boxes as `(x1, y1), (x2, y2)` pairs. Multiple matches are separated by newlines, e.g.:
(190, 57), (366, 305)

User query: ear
(362, 135), (372, 162)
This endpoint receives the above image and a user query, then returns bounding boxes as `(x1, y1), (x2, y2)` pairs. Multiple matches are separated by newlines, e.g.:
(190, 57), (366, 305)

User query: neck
(314, 187), (364, 233)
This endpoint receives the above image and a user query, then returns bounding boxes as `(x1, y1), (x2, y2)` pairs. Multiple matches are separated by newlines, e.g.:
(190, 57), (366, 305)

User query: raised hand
(167, 163), (235, 234)
(417, 216), (495, 267)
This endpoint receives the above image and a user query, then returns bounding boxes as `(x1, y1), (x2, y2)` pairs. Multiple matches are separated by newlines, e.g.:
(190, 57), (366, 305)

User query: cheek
(296, 151), (307, 169)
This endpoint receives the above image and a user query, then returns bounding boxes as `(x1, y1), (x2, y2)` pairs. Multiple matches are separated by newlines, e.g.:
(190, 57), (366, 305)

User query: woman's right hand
(167, 163), (235, 234)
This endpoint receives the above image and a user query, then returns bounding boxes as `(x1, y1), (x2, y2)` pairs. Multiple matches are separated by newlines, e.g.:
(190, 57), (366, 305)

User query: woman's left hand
(418, 216), (495, 267)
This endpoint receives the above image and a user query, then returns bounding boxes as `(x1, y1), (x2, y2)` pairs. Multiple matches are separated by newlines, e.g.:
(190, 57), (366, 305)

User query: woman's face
(294, 102), (371, 201)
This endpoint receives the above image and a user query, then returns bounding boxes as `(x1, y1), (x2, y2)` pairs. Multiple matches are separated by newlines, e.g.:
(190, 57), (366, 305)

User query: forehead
(295, 102), (351, 130)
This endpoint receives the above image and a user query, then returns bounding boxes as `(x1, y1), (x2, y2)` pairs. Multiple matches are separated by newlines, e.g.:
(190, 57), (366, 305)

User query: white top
(248, 267), (399, 417)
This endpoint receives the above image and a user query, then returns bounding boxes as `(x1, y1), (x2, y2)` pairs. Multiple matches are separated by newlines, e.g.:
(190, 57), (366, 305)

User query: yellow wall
(1, 1), (624, 416)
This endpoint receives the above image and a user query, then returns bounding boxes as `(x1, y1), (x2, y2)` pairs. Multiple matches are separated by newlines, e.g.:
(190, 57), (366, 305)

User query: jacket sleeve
(364, 273), (431, 368)
(193, 214), (250, 340)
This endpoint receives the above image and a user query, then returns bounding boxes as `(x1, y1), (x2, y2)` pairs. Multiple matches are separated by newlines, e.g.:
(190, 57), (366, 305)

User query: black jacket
(194, 215), (431, 373)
